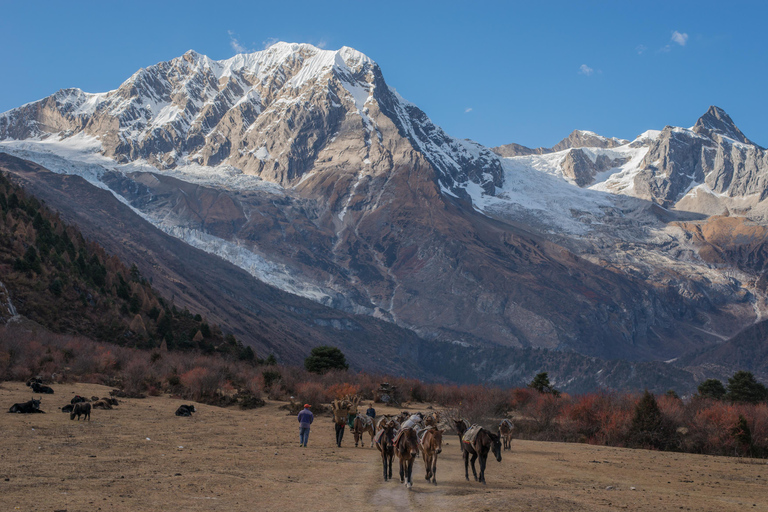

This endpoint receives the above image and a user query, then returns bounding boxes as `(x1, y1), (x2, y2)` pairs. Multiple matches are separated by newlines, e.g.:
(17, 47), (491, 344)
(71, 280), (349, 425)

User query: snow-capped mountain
(1, 43), (766, 385)
(488, 106), (768, 217)
(0, 43), (501, 197)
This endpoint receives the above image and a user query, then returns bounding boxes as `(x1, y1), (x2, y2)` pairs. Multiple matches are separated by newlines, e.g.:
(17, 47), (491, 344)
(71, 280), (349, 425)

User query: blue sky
(1, 0), (766, 148)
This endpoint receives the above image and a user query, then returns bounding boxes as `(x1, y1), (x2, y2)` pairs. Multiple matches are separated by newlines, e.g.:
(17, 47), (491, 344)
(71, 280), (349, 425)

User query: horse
(462, 426), (502, 485)
(352, 414), (375, 448)
(499, 419), (514, 450)
(374, 417), (397, 481)
(394, 427), (420, 488)
(419, 427), (444, 485)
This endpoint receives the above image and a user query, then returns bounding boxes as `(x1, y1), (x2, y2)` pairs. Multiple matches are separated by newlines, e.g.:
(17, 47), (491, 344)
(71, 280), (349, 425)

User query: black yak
(30, 382), (54, 394)
(70, 402), (91, 421)
(8, 398), (44, 413)
(175, 404), (196, 417)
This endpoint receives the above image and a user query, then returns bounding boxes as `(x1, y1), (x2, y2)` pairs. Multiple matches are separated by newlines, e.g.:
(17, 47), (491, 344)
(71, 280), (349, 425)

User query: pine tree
(727, 371), (768, 404)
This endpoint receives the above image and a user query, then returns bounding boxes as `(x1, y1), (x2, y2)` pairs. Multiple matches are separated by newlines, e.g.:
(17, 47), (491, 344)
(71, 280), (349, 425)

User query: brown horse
(419, 427), (444, 485)
(374, 418), (397, 481)
(462, 427), (502, 485)
(353, 415), (375, 448)
(394, 427), (420, 488)
(499, 419), (514, 450)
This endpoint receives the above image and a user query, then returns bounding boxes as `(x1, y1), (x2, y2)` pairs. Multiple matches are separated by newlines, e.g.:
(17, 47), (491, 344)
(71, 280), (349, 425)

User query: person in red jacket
(297, 404), (314, 447)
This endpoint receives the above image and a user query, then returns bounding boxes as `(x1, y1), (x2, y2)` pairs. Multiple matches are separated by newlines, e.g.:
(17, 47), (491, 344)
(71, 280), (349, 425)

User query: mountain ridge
(1, 44), (766, 387)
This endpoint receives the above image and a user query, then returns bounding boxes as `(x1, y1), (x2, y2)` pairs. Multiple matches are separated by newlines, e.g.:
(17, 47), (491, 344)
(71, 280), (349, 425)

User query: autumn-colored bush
(295, 381), (330, 407)
(180, 366), (220, 401)
(327, 382), (360, 400)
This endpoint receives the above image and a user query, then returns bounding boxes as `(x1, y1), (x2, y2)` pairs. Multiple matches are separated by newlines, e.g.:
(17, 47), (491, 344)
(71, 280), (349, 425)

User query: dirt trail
(1, 382), (768, 511)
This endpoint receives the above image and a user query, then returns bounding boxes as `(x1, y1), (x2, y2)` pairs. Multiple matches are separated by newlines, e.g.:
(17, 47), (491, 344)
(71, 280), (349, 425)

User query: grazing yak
(30, 382), (54, 394)
(175, 404), (196, 417)
(8, 398), (44, 413)
(70, 402), (91, 421)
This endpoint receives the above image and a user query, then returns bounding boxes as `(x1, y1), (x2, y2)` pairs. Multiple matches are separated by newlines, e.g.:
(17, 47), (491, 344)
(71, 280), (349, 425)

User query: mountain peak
(551, 129), (628, 152)
(693, 105), (755, 146)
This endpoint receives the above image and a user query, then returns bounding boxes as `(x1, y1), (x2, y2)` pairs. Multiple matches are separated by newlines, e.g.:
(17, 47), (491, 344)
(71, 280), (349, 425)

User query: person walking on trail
(366, 403), (376, 420)
(298, 404), (314, 447)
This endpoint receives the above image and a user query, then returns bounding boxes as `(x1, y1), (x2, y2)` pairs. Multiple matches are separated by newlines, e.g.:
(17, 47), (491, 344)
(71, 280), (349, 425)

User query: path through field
(1, 382), (767, 511)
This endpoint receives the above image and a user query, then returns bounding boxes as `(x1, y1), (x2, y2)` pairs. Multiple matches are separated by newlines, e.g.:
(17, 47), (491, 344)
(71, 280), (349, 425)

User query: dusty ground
(1, 382), (767, 512)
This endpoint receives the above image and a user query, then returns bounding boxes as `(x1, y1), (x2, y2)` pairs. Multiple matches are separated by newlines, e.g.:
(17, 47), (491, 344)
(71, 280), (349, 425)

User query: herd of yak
(7, 377), (197, 418)
(350, 411), (515, 487)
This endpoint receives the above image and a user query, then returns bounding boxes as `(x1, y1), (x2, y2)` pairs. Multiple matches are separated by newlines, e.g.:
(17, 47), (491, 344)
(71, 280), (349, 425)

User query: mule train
(370, 411), (448, 488)
(369, 408), (507, 489)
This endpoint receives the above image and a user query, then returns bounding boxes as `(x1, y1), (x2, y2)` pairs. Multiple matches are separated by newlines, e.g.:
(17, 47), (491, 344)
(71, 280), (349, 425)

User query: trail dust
(1, 382), (768, 511)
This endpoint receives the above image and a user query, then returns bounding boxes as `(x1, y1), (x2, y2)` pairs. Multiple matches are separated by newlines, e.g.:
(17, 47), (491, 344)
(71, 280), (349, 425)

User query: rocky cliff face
(629, 107), (768, 211)
(492, 130), (627, 158)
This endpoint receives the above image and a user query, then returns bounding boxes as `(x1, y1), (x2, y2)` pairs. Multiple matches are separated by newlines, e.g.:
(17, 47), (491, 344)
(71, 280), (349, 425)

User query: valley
(1, 382), (766, 512)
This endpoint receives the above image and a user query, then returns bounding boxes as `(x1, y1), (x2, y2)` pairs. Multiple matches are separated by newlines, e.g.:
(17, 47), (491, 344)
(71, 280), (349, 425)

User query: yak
(70, 402), (91, 421)
(8, 398), (44, 413)
(175, 404), (196, 417)
(61, 404), (74, 413)
(91, 400), (112, 410)
(30, 382), (54, 394)
(26, 377), (43, 387)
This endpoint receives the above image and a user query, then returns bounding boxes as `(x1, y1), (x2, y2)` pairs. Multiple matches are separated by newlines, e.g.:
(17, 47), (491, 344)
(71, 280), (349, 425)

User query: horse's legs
(387, 451), (393, 479)
(470, 452), (479, 481)
(399, 456), (405, 483)
(406, 458), (413, 488)
(382, 451), (388, 481)
(424, 451), (431, 480)
(479, 453), (487, 484)
(431, 453), (438, 485)
(463, 449), (470, 481)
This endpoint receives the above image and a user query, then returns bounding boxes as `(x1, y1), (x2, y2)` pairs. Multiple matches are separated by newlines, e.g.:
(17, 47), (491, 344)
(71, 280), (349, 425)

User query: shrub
(296, 381), (330, 407)
(327, 382), (360, 400)
(262, 369), (282, 390)
(180, 366), (220, 401)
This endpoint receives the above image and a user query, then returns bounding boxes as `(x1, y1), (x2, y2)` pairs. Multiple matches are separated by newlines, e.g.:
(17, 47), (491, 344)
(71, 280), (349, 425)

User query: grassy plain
(1, 382), (767, 511)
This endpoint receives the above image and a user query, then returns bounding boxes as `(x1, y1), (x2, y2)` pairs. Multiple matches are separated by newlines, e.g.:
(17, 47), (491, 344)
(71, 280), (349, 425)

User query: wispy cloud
(671, 30), (688, 46)
(228, 30), (247, 54)
(465, 107), (473, 113)
(636, 44), (647, 55)
(315, 39), (328, 49)
(578, 64), (594, 76)
(262, 37), (279, 50)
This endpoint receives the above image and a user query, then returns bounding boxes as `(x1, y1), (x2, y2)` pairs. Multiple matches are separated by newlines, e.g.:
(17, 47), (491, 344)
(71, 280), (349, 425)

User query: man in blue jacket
(297, 404), (314, 447)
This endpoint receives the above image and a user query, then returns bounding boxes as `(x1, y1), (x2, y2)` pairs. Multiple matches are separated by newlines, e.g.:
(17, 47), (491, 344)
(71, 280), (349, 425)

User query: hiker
(366, 403), (376, 420)
(297, 404), (314, 447)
